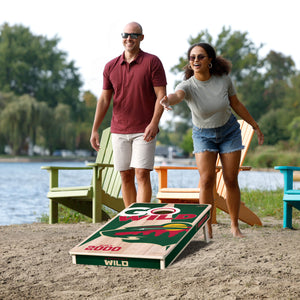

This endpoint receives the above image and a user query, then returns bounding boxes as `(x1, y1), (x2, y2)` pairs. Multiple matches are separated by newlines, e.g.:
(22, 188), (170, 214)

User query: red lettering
(197, 214), (209, 228)
(94, 246), (104, 250)
(157, 215), (173, 220)
(146, 215), (158, 220)
(84, 245), (122, 252)
(112, 246), (121, 251)
(174, 214), (197, 220)
(119, 215), (147, 221)
(84, 245), (96, 250)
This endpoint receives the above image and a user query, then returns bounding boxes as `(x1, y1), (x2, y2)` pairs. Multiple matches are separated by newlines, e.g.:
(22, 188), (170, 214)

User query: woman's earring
(208, 63), (212, 69)
(188, 64), (192, 70)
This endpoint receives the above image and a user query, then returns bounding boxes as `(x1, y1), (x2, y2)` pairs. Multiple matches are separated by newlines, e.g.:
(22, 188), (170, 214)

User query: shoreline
(0, 155), (276, 170)
(0, 156), (95, 163)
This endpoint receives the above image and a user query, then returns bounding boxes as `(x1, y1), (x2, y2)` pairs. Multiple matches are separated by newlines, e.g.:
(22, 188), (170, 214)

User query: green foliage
(2, 23), (300, 159)
(37, 189), (300, 223)
(240, 188), (287, 219)
(38, 204), (117, 224)
(263, 50), (296, 82)
(258, 109), (290, 145)
(38, 205), (92, 223)
(0, 24), (115, 155)
(244, 146), (300, 168)
(0, 23), (82, 114)
(180, 128), (193, 154)
(288, 116), (300, 149)
(0, 94), (46, 154)
(161, 26), (300, 159)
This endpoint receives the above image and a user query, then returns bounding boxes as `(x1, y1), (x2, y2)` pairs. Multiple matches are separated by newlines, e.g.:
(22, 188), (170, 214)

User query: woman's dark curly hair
(184, 43), (232, 80)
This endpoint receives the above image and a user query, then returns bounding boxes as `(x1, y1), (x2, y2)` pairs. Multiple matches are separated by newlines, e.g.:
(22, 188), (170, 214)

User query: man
(90, 22), (167, 207)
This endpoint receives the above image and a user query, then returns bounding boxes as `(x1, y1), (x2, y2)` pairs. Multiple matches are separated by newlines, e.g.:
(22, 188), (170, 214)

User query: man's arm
(143, 86), (166, 142)
(90, 89), (113, 151)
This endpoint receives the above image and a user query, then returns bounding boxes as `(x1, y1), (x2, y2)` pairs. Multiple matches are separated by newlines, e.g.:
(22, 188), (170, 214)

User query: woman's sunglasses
(189, 55), (207, 61)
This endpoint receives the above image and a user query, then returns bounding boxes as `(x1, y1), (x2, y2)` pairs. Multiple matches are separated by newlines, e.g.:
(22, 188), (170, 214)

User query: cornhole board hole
(70, 203), (211, 269)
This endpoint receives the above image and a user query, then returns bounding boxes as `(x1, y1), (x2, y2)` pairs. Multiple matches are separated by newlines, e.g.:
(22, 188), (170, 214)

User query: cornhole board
(69, 203), (211, 269)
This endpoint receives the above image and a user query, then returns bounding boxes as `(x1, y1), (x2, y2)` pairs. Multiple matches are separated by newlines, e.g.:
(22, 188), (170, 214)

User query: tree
(0, 23), (82, 116)
(288, 116), (300, 150)
(263, 51), (296, 83)
(260, 51), (297, 113)
(0, 94), (46, 154)
(166, 27), (263, 149)
(258, 108), (290, 145)
(180, 128), (193, 155)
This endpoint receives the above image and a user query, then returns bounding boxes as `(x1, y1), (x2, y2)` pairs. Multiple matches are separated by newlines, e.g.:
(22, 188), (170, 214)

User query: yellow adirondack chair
(42, 127), (124, 224)
(154, 120), (262, 226)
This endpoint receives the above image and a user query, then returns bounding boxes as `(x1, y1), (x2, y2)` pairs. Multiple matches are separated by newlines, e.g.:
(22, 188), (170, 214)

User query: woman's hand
(160, 96), (172, 111)
(255, 127), (264, 145)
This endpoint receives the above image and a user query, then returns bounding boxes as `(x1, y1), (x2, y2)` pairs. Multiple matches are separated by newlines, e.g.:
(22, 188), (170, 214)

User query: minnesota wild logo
(100, 222), (192, 247)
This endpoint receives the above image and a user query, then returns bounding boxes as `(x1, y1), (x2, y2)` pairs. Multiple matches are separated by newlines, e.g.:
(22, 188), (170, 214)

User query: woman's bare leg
(195, 151), (218, 238)
(220, 150), (245, 237)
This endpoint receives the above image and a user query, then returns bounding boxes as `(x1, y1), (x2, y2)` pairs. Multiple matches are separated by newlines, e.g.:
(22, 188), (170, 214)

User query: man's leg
(131, 134), (156, 203)
(111, 133), (136, 207)
(135, 168), (151, 203)
(120, 169), (136, 207)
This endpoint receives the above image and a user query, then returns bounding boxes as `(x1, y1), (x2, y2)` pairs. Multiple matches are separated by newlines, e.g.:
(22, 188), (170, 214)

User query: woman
(160, 43), (264, 238)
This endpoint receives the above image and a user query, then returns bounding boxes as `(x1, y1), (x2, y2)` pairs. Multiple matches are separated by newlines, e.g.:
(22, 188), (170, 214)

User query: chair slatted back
(216, 120), (254, 198)
(95, 128), (121, 198)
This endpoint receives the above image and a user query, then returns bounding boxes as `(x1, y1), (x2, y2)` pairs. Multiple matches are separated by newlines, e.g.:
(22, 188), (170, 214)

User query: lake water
(0, 161), (299, 226)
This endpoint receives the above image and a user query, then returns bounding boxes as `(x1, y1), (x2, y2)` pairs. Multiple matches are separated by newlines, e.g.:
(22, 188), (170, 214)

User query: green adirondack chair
(41, 127), (124, 224)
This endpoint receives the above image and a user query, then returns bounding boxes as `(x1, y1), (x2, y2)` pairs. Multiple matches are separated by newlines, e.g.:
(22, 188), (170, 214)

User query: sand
(0, 216), (299, 300)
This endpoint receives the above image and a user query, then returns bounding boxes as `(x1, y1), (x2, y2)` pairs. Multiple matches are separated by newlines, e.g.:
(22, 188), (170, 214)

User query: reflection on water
(0, 161), (299, 226)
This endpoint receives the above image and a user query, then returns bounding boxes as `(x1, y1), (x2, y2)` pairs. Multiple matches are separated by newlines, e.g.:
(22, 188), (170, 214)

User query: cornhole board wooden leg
(70, 203), (211, 269)
(203, 223), (210, 243)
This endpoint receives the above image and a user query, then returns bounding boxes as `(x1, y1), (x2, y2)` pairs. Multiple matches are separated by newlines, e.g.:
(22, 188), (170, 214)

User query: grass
(38, 188), (300, 226)
(240, 188), (286, 219)
(38, 206), (92, 224)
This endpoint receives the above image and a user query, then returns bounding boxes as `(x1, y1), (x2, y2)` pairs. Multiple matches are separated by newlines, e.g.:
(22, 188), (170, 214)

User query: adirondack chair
(274, 166), (300, 229)
(41, 127), (124, 224)
(154, 120), (262, 226)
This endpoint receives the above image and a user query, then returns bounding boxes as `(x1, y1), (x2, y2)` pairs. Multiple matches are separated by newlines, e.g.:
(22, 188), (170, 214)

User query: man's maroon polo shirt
(103, 50), (167, 134)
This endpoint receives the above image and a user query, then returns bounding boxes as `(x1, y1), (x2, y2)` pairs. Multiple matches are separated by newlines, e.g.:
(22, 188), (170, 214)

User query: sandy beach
(1, 216), (299, 300)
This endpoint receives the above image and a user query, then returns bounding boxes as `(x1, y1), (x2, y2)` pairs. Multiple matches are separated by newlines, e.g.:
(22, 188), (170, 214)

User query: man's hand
(90, 131), (100, 151)
(143, 124), (158, 142)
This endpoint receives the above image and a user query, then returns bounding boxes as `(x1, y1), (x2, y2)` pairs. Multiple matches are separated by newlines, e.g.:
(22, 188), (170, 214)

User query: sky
(1, 0), (300, 100)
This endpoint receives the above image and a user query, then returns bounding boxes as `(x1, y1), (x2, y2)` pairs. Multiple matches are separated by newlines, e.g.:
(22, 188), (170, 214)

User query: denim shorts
(192, 114), (244, 154)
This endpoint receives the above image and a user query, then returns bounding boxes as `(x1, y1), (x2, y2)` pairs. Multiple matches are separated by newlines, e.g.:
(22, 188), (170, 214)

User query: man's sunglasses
(121, 33), (142, 39)
(189, 55), (207, 61)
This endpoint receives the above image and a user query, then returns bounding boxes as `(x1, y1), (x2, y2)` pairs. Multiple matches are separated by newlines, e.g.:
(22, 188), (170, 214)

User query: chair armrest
(274, 166), (300, 191)
(86, 163), (114, 168)
(239, 166), (251, 171)
(41, 166), (92, 170)
(275, 166), (300, 171)
(154, 166), (198, 171)
(154, 164), (252, 190)
(41, 166), (93, 189)
(154, 166), (198, 190)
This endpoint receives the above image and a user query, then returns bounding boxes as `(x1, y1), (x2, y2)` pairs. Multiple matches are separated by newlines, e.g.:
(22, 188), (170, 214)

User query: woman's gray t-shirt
(175, 75), (236, 128)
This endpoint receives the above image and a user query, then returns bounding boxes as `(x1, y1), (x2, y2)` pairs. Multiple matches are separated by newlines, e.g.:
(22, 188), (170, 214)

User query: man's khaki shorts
(111, 133), (156, 171)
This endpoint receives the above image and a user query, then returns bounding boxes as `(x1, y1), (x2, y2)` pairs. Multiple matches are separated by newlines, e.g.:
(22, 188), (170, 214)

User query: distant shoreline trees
(1, 24), (300, 156)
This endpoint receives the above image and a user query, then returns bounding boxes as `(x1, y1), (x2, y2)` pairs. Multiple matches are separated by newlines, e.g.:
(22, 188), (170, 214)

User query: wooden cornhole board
(70, 203), (211, 269)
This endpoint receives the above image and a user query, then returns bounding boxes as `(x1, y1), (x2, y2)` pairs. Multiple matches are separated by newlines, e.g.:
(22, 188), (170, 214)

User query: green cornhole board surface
(70, 203), (211, 269)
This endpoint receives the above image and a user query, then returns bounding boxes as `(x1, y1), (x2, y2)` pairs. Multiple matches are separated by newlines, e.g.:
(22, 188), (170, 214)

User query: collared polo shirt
(103, 50), (167, 134)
